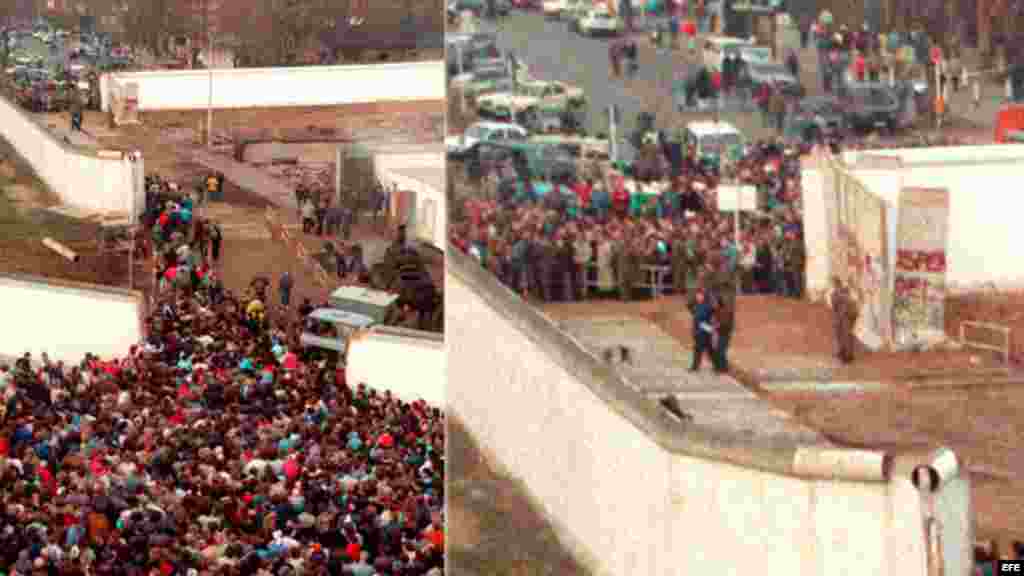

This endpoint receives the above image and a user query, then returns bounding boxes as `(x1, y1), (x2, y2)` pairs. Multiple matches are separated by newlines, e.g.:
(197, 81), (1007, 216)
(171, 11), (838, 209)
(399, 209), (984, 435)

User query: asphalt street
(480, 13), (688, 147)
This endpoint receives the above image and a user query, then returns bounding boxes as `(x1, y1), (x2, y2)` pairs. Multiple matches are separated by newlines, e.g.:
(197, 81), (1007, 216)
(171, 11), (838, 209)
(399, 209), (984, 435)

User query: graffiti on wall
(893, 187), (949, 345)
(825, 158), (891, 348)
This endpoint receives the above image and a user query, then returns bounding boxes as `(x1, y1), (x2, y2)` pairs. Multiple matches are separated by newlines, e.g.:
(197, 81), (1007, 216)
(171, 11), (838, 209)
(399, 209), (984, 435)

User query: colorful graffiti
(893, 188), (949, 345)
(826, 160), (891, 348)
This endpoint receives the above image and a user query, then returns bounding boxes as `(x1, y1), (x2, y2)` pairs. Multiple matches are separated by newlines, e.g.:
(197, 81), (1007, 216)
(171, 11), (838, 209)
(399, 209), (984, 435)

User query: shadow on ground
(448, 417), (591, 576)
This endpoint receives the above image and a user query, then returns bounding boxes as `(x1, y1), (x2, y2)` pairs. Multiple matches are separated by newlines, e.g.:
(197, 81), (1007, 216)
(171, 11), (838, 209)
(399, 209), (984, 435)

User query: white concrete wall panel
(0, 276), (142, 365)
(804, 151), (1024, 292)
(0, 95), (140, 216)
(447, 251), (966, 576)
(345, 330), (444, 407)
(102, 61), (445, 111)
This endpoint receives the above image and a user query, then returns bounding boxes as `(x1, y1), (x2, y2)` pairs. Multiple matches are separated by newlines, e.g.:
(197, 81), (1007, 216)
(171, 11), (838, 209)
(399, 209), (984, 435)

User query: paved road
(482, 12), (997, 147)
(483, 13), (687, 148)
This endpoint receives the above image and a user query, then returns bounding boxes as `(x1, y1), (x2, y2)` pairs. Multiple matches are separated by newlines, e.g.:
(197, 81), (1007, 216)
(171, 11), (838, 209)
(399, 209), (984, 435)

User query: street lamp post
(206, 2), (213, 150)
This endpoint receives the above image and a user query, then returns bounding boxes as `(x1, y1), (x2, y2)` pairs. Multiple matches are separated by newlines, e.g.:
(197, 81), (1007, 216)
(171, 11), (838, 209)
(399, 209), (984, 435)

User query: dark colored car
(843, 82), (901, 132)
(738, 62), (804, 98)
(788, 96), (848, 141)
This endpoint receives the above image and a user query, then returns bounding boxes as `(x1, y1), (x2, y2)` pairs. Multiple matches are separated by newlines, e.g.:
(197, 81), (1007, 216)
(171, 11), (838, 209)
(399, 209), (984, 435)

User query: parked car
(739, 61), (804, 98)
(447, 121), (529, 160)
(543, 0), (584, 19)
(519, 104), (587, 135)
(787, 96), (848, 142)
(843, 82), (901, 133)
(573, 9), (622, 36)
(452, 66), (515, 99)
(477, 79), (585, 120)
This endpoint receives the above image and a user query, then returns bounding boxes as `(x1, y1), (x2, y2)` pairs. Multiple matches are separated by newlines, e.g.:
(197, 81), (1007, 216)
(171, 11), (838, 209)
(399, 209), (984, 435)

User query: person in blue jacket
(688, 287), (716, 371)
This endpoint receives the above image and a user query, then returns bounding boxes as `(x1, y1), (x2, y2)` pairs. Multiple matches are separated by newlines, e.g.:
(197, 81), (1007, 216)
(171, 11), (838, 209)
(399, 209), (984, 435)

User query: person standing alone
(689, 287), (716, 371)
(279, 271), (293, 308)
(831, 276), (858, 364)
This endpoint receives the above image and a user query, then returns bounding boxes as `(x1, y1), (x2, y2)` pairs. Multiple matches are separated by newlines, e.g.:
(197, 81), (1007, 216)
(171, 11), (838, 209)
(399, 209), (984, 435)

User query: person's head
(695, 289), (705, 303)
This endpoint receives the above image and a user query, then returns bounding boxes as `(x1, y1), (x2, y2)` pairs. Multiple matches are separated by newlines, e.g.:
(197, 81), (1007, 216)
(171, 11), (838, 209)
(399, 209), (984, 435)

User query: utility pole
(205, 0), (213, 149)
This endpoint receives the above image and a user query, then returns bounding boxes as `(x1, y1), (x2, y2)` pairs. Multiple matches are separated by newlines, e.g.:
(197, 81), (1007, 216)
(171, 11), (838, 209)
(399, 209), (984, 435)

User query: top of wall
(106, 61), (443, 81)
(0, 272), (143, 303)
(0, 92), (113, 160)
(363, 325), (444, 346)
(447, 246), (956, 483)
(849, 144), (1024, 167)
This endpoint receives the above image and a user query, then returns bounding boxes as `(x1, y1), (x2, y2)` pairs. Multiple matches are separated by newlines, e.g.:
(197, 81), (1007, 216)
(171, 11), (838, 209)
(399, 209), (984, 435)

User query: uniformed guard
(670, 236), (688, 296)
(537, 236), (558, 302)
(781, 230), (806, 298)
(615, 237), (637, 301)
(831, 276), (859, 364)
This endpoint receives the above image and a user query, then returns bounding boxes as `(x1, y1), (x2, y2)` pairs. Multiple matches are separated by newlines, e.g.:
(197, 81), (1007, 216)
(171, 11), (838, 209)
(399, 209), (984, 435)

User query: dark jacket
(692, 301), (714, 340)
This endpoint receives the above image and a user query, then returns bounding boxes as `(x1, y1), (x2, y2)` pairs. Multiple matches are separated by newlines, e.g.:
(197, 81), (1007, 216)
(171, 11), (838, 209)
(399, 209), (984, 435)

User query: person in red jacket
(573, 178), (593, 210)
(853, 51), (866, 82)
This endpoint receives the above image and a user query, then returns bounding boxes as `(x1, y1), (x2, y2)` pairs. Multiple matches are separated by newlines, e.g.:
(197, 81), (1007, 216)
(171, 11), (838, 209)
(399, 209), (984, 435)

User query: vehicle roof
(686, 120), (741, 136)
(309, 308), (376, 328)
(704, 36), (753, 46)
(471, 120), (527, 131)
(329, 286), (399, 308)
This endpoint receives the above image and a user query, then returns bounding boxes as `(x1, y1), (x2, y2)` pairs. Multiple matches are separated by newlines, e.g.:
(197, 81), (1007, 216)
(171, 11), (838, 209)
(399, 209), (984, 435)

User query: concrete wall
(805, 147), (1024, 293)
(101, 61), (445, 112)
(345, 326), (445, 407)
(446, 247), (973, 576)
(373, 152), (446, 252)
(0, 274), (144, 366)
(0, 95), (143, 217)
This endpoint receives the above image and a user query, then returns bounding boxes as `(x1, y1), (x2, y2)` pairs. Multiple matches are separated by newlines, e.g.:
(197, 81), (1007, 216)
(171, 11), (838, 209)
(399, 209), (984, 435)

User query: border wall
(101, 61), (445, 112)
(0, 93), (143, 216)
(446, 246), (973, 576)
(0, 274), (144, 366)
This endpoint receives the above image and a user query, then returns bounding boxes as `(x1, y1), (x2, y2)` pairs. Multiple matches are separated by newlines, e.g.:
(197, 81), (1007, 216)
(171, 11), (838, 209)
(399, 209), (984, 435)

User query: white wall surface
(0, 95), (143, 217)
(345, 327), (444, 407)
(102, 61), (445, 111)
(447, 251), (971, 576)
(0, 276), (143, 366)
(804, 152), (1024, 293)
(374, 152), (446, 252)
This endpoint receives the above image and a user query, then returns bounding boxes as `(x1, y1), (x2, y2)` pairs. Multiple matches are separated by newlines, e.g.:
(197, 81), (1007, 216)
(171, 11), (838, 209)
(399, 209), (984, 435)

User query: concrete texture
(446, 246), (973, 576)
(558, 315), (827, 444)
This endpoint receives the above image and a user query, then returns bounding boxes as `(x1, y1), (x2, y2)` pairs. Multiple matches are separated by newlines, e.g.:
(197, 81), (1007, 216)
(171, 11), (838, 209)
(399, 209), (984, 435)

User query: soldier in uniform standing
(558, 233), (576, 302)
(534, 235), (555, 302)
(709, 255), (738, 373)
(831, 276), (859, 364)
(615, 235), (639, 301)
(780, 229), (806, 298)
(670, 235), (689, 297)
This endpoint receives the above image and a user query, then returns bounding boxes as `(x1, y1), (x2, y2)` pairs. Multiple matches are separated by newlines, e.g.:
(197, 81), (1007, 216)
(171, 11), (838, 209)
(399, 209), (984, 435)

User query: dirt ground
(448, 417), (592, 576)
(3, 102), (444, 311)
(542, 293), (1024, 543)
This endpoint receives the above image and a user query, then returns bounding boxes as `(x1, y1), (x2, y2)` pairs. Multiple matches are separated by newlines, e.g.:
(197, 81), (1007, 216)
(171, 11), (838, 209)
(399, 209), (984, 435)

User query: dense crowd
(452, 138), (807, 304)
(0, 176), (446, 576)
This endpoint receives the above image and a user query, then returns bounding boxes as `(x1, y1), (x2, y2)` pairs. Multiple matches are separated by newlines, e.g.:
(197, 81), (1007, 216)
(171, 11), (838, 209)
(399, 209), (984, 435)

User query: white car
(576, 9), (621, 36)
(446, 121), (529, 159)
(543, 0), (583, 19)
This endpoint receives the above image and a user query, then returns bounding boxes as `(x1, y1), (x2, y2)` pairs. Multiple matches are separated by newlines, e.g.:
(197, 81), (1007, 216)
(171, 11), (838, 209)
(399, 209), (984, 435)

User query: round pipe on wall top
(791, 448), (891, 481)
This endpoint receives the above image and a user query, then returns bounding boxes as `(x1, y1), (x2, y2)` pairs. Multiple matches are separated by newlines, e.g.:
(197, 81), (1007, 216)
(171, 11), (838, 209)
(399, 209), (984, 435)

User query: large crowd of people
(0, 175), (446, 576)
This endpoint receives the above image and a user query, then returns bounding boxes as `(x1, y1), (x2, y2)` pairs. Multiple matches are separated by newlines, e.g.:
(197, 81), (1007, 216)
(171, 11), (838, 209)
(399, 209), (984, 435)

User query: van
(702, 36), (755, 73)
(684, 120), (744, 168)
(300, 286), (400, 354)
